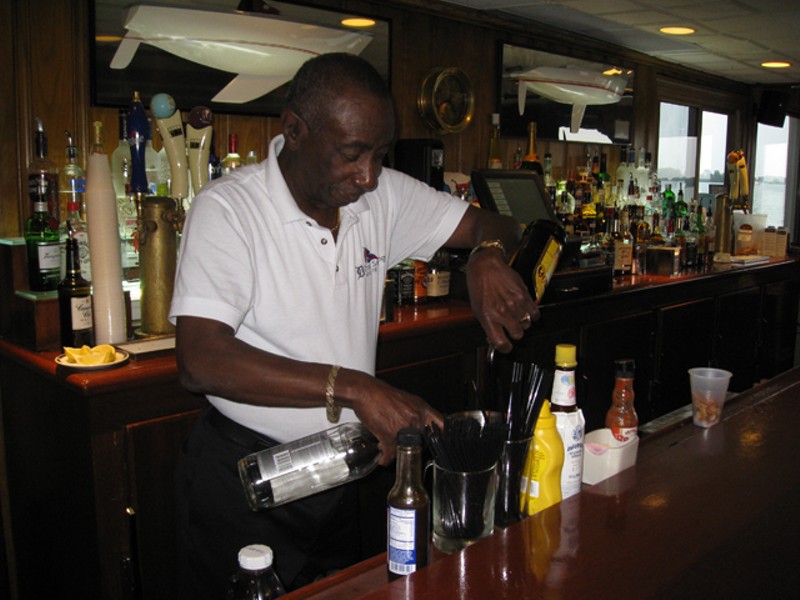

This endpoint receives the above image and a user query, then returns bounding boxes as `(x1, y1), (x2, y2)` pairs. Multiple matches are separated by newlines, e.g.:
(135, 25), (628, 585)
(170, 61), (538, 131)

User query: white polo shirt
(170, 134), (468, 442)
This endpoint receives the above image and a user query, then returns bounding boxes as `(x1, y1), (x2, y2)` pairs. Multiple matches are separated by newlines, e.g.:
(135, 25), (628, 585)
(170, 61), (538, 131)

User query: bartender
(170, 52), (537, 599)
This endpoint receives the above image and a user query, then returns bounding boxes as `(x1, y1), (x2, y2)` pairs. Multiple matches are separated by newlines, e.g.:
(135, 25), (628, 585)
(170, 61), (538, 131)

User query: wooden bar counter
(283, 366), (800, 599)
(0, 256), (798, 599)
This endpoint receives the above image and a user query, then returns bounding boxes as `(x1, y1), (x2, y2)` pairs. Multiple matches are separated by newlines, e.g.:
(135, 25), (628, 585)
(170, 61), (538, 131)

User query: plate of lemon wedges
(56, 344), (130, 370)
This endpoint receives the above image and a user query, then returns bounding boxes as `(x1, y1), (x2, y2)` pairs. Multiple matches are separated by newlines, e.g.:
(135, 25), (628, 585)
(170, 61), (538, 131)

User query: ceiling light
(95, 35), (123, 43)
(659, 26), (695, 35)
(341, 17), (375, 27)
(603, 67), (623, 76)
(761, 61), (791, 69)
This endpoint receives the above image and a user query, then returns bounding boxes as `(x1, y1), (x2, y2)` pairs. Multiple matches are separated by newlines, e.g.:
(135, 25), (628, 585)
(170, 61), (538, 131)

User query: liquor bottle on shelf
(674, 182), (688, 219)
(59, 130), (87, 225)
(246, 150), (260, 165)
(425, 250), (451, 303)
(487, 113), (503, 169)
(615, 145), (629, 203)
(25, 184), (61, 291)
(613, 209), (633, 276)
(521, 122), (543, 175)
(58, 225), (94, 348)
(606, 359), (638, 442)
(59, 131), (91, 281)
(222, 133), (243, 175)
(662, 184), (676, 237)
(549, 344), (585, 500)
(28, 117), (59, 224)
(208, 131), (223, 181)
(238, 422), (380, 510)
(225, 544), (286, 600)
(387, 428), (430, 579)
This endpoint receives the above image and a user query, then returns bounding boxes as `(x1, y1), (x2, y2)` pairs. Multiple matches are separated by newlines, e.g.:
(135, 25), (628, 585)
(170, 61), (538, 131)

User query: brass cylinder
(138, 196), (178, 336)
(714, 193), (733, 255)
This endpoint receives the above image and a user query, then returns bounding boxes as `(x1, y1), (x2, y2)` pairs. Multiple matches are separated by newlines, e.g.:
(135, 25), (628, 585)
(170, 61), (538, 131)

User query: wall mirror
(92, 0), (391, 116)
(499, 43), (634, 144)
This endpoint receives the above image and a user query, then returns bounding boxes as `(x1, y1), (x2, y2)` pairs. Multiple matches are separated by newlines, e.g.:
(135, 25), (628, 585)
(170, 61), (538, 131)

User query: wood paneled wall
(1, 0), (752, 239)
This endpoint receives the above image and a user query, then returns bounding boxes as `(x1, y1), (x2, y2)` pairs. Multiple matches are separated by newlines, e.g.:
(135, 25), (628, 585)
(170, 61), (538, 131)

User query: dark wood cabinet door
(125, 410), (203, 600)
(759, 279), (800, 379)
(714, 287), (761, 391)
(580, 311), (655, 430)
(655, 298), (716, 415)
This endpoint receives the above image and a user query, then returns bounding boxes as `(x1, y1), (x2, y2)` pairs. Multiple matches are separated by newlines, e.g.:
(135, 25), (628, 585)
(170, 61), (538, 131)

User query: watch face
(418, 67), (475, 133)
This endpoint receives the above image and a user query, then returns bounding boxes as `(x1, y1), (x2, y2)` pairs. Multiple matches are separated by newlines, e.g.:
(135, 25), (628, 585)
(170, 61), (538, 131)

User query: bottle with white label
(238, 423), (380, 510)
(387, 428), (429, 578)
(549, 344), (585, 499)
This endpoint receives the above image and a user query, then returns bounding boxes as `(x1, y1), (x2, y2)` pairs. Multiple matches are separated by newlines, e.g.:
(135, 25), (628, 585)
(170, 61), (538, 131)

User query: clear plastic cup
(688, 368), (733, 428)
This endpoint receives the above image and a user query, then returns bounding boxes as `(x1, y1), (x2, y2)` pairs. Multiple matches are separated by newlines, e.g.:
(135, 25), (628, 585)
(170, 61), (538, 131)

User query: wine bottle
(222, 133), (242, 175)
(387, 428), (429, 578)
(28, 117), (59, 225)
(520, 122), (543, 175)
(25, 187), (61, 291)
(225, 544), (286, 600)
(238, 422), (380, 510)
(58, 225), (94, 348)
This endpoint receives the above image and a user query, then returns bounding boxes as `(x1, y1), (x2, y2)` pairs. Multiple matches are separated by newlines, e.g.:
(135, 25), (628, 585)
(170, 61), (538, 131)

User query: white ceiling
(435, 0), (800, 86)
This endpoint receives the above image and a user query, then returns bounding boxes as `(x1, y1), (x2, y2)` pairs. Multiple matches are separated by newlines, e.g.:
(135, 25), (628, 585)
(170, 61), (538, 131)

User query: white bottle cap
(238, 544), (274, 571)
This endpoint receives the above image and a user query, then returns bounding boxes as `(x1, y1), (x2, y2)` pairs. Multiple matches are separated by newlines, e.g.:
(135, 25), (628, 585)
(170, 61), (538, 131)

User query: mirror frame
(90, 0), (391, 116)
(497, 42), (635, 144)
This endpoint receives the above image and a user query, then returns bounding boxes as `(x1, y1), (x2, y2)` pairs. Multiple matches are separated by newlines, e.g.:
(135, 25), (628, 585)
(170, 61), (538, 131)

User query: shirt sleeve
(380, 169), (469, 267)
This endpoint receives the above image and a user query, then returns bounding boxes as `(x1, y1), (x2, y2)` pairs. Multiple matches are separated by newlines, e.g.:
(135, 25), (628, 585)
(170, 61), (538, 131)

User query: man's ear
(282, 108), (307, 148)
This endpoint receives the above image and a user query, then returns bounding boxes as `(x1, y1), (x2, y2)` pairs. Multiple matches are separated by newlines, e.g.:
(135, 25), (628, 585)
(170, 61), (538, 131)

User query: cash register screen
(470, 169), (558, 226)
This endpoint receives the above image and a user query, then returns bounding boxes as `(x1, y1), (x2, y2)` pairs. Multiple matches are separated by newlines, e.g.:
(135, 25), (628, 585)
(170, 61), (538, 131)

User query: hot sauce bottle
(606, 359), (638, 442)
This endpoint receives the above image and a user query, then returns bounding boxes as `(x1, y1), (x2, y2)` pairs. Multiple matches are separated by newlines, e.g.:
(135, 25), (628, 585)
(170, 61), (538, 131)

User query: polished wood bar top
(283, 367), (800, 599)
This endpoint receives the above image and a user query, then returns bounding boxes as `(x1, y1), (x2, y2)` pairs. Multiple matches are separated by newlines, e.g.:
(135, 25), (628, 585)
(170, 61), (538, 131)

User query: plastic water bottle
(226, 544), (286, 600)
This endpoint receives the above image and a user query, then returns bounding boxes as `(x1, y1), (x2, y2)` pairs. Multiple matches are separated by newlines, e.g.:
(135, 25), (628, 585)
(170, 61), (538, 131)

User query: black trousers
(174, 408), (362, 599)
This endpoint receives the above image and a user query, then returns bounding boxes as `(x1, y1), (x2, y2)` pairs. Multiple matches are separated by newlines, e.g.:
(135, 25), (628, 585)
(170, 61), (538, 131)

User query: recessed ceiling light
(603, 67), (623, 76)
(95, 35), (123, 43)
(341, 17), (375, 27)
(659, 26), (695, 35)
(761, 61), (792, 69)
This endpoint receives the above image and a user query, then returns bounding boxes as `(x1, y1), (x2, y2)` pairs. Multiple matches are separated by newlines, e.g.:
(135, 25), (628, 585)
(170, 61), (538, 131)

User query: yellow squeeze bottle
(525, 401), (564, 516)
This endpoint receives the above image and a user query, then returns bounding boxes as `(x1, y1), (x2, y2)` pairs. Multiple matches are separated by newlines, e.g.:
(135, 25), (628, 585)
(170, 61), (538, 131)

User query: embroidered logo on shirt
(356, 247), (385, 279)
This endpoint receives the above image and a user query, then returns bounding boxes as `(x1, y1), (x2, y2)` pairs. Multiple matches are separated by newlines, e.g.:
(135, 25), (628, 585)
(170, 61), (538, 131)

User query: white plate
(55, 349), (130, 371)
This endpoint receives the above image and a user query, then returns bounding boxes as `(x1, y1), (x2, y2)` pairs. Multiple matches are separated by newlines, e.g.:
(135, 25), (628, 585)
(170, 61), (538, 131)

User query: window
(752, 117), (794, 228)
(657, 103), (729, 211)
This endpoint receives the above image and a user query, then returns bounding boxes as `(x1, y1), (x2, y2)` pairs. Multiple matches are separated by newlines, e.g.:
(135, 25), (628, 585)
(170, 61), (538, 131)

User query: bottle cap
(554, 344), (577, 368)
(397, 427), (422, 447)
(238, 544), (274, 571)
(614, 359), (636, 378)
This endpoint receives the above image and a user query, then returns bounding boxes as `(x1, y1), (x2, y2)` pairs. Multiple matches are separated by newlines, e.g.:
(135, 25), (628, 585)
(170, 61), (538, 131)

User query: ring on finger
(520, 312), (532, 326)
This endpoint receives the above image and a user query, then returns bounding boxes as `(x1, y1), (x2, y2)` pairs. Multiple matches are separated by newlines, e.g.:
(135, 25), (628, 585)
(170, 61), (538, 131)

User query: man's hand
(466, 246), (539, 353)
(342, 371), (443, 465)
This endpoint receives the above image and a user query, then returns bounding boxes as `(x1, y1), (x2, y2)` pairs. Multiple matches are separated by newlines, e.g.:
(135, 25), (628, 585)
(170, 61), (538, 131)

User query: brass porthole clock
(416, 67), (475, 134)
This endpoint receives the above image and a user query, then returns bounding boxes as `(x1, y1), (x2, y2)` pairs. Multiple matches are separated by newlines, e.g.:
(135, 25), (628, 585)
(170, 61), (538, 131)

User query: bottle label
(387, 506), (419, 575)
(551, 368), (576, 407)
(36, 242), (61, 271)
(554, 411), (585, 499)
(426, 271), (450, 298)
(610, 426), (638, 442)
(533, 236), (562, 301)
(70, 295), (93, 331)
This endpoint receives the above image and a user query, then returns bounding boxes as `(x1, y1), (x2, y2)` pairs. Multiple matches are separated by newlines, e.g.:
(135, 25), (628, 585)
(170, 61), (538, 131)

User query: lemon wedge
(63, 344), (117, 365)
(94, 344), (117, 363)
(64, 345), (91, 362)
